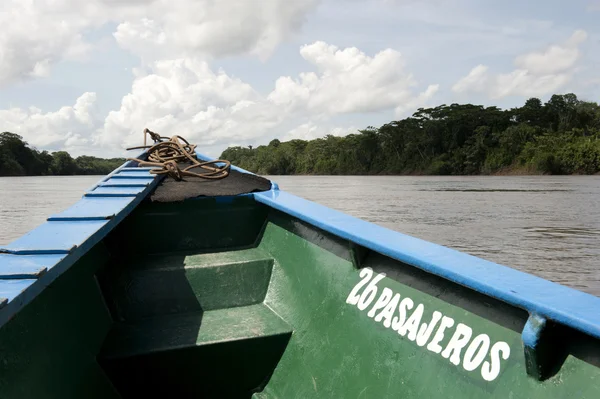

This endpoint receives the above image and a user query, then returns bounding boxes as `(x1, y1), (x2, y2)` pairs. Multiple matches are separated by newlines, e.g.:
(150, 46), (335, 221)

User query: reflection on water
(1, 175), (600, 297)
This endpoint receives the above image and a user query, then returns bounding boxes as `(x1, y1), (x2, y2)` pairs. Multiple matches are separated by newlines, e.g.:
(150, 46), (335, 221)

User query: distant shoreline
(2, 170), (597, 178)
(222, 93), (600, 177)
(0, 132), (124, 177)
(4, 92), (600, 178)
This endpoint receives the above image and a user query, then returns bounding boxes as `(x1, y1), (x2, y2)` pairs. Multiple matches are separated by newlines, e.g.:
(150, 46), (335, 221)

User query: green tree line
(0, 132), (125, 176)
(221, 93), (600, 175)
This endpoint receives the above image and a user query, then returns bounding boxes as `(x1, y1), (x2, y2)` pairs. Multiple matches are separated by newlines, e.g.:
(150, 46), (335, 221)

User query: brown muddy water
(1, 175), (599, 297)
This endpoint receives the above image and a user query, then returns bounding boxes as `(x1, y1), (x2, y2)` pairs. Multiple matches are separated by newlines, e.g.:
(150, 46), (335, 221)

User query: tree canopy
(4, 93), (600, 177)
(0, 133), (125, 176)
(221, 93), (600, 175)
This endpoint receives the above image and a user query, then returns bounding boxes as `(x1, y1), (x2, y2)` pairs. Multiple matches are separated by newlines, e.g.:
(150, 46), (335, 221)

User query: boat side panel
(254, 190), (600, 340)
(0, 245), (120, 399)
(257, 210), (600, 398)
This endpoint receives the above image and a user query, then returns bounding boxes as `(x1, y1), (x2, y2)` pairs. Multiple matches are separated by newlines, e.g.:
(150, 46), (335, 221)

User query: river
(1, 175), (599, 297)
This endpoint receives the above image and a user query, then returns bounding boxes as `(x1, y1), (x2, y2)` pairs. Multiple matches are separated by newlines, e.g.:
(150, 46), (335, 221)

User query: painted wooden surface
(0, 254), (64, 278)
(0, 161), (162, 324)
(47, 197), (135, 221)
(254, 210), (600, 398)
(255, 189), (600, 340)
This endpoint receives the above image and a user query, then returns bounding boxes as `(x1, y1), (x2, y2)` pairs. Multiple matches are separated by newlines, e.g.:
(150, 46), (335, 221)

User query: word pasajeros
(346, 268), (511, 382)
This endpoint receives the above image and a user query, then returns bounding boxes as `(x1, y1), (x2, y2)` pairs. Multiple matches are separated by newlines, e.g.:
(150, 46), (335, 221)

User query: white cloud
(113, 0), (319, 61)
(491, 70), (570, 99)
(282, 122), (357, 141)
(395, 83), (440, 117)
(2, 40), (437, 157)
(514, 30), (587, 74)
(98, 58), (278, 153)
(0, 92), (99, 152)
(0, 0), (320, 87)
(268, 41), (438, 115)
(452, 30), (588, 99)
(94, 41), (437, 155)
(0, 1), (92, 86)
(452, 65), (489, 94)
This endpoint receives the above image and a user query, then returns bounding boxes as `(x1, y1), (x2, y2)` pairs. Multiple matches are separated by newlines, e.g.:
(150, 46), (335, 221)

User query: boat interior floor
(97, 247), (291, 398)
(94, 198), (288, 398)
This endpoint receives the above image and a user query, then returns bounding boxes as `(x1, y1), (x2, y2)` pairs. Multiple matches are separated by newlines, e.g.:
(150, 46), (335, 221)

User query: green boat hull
(1, 196), (599, 398)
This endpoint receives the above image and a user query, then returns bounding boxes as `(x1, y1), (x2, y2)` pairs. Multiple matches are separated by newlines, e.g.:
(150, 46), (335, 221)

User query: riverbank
(222, 93), (600, 177)
(0, 132), (124, 176)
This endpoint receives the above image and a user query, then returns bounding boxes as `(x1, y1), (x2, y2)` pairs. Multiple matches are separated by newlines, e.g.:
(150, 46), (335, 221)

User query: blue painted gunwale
(193, 151), (600, 340)
(0, 154), (162, 324)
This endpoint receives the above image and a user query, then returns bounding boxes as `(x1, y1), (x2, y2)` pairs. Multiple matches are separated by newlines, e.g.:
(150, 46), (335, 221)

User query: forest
(3, 93), (600, 177)
(0, 132), (124, 176)
(221, 93), (600, 175)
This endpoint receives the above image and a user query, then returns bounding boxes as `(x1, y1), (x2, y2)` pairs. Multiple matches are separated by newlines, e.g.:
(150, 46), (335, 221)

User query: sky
(0, 0), (599, 158)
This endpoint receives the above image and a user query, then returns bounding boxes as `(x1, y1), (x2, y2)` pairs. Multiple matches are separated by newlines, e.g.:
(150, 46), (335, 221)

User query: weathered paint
(0, 279), (37, 302)
(119, 167), (157, 172)
(0, 220), (108, 254)
(99, 178), (152, 187)
(86, 186), (146, 197)
(0, 254), (65, 278)
(47, 197), (135, 221)
(109, 172), (156, 179)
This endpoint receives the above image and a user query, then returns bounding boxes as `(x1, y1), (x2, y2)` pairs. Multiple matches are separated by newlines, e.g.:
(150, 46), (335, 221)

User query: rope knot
(164, 160), (182, 181)
(126, 129), (231, 181)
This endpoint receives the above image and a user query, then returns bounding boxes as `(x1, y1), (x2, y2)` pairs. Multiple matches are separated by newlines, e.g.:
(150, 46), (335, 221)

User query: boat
(1, 133), (599, 398)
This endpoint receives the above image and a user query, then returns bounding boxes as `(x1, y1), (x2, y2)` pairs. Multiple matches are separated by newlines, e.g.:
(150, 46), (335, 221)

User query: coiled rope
(126, 129), (231, 181)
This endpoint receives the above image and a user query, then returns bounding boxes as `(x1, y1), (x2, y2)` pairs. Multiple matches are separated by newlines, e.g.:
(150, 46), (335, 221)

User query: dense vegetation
(3, 93), (599, 177)
(0, 132), (125, 176)
(221, 94), (600, 175)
